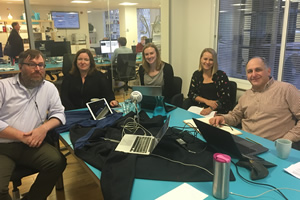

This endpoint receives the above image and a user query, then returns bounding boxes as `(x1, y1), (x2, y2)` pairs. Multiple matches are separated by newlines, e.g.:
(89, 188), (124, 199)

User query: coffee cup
(275, 139), (292, 159)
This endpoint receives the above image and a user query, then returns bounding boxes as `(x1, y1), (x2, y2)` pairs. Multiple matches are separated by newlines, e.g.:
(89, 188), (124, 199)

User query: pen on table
(219, 124), (234, 131)
(245, 137), (262, 146)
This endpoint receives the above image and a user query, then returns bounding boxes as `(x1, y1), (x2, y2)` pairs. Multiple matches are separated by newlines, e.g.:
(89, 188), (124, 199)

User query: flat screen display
(100, 40), (119, 54)
(34, 40), (54, 57)
(51, 11), (80, 29)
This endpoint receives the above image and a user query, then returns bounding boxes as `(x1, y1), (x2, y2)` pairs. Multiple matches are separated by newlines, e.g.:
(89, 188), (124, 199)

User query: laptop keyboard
(131, 136), (152, 153)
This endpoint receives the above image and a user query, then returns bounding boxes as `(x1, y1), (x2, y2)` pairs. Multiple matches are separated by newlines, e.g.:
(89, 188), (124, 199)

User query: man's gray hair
(246, 56), (269, 69)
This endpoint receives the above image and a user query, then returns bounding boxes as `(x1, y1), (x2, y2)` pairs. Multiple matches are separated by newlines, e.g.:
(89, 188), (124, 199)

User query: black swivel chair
(53, 53), (76, 92)
(170, 76), (184, 108)
(113, 53), (137, 92)
(10, 130), (64, 200)
(61, 54), (75, 77)
(229, 80), (237, 110)
(131, 45), (137, 54)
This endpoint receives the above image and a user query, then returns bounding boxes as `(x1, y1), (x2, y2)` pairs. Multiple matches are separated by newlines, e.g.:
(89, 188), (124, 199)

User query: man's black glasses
(22, 62), (46, 68)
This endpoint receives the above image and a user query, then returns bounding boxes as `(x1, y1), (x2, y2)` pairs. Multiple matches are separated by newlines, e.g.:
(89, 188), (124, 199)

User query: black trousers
(0, 142), (66, 200)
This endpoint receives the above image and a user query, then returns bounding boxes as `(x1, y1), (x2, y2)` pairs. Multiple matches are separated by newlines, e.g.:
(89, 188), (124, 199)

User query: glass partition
(0, 0), (166, 81)
(0, 2), (26, 65)
(0, 0), (164, 57)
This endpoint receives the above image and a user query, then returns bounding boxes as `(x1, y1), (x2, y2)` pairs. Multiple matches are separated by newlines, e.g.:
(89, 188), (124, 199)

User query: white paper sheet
(284, 162), (300, 179)
(187, 106), (216, 118)
(155, 183), (208, 200)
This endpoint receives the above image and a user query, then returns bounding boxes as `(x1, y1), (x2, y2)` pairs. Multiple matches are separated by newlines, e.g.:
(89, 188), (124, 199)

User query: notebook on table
(192, 118), (269, 158)
(86, 98), (113, 120)
(184, 118), (242, 135)
(115, 116), (170, 155)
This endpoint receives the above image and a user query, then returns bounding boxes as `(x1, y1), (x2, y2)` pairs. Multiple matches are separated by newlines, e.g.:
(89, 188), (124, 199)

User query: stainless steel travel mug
(212, 153), (231, 199)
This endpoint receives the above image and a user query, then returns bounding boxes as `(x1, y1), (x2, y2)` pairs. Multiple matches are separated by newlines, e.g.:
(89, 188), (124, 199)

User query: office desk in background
(59, 107), (300, 200)
(0, 55), (142, 77)
(0, 63), (62, 77)
(95, 55), (142, 71)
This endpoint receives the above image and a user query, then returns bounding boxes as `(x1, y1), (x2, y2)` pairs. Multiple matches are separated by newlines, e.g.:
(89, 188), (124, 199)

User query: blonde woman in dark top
(183, 48), (231, 115)
(138, 43), (174, 103)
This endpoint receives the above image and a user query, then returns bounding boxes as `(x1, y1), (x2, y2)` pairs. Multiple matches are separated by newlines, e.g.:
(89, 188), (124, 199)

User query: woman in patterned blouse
(183, 48), (231, 115)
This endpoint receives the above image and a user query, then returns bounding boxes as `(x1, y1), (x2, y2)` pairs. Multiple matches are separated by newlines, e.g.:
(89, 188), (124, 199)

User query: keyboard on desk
(0, 67), (15, 71)
(131, 136), (153, 154)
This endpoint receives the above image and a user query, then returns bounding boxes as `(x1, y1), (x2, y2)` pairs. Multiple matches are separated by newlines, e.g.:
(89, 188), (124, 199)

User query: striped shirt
(223, 78), (300, 142)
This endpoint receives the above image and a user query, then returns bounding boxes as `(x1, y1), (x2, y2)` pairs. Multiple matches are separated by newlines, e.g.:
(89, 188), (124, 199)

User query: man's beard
(20, 72), (45, 89)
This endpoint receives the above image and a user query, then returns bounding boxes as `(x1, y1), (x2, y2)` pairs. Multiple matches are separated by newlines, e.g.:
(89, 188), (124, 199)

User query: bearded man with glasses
(0, 49), (66, 200)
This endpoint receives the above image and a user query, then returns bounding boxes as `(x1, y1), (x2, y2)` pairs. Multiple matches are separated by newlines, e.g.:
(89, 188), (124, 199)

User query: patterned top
(187, 70), (231, 114)
(223, 78), (300, 142)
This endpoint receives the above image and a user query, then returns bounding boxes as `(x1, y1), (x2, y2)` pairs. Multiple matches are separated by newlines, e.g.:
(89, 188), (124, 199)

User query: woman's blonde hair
(199, 48), (218, 75)
(142, 43), (163, 73)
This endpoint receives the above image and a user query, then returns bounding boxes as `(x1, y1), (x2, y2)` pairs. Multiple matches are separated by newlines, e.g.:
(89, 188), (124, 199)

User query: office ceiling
(0, 0), (161, 9)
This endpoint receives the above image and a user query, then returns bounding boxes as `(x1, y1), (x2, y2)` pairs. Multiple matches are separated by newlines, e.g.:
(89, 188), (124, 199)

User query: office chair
(170, 76), (184, 108)
(131, 45), (136, 54)
(62, 54), (75, 76)
(113, 53), (137, 92)
(10, 130), (64, 200)
(229, 80), (237, 110)
(94, 47), (102, 55)
(53, 53), (75, 92)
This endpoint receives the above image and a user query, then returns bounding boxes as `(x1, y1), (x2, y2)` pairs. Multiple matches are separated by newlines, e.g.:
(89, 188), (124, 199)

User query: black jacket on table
(8, 29), (24, 58)
(65, 111), (236, 200)
(138, 62), (174, 103)
(187, 70), (231, 114)
(61, 70), (115, 110)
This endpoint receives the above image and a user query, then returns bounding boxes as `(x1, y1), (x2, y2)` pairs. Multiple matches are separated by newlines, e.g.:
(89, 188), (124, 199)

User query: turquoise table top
(60, 106), (300, 200)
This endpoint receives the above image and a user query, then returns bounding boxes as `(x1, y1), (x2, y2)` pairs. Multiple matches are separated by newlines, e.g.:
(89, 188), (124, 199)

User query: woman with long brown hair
(61, 48), (118, 110)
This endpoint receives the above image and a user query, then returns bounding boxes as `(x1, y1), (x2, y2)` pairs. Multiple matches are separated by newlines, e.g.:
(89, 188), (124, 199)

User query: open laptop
(86, 98), (113, 120)
(192, 118), (268, 159)
(132, 85), (176, 112)
(132, 85), (163, 96)
(115, 116), (170, 155)
(132, 85), (162, 110)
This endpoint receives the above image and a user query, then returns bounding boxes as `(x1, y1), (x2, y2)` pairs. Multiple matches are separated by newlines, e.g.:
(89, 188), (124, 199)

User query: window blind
(282, 1), (300, 89)
(217, 0), (291, 83)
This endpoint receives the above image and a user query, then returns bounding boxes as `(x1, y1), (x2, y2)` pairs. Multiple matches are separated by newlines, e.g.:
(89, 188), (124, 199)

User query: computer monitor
(100, 40), (119, 54)
(34, 40), (54, 57)
(48, 41), (71, 57)
(145, 38), (152, 44)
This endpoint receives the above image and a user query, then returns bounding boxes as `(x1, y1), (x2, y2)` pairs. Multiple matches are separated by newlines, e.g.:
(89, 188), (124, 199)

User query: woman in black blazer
(61, 49), (118, 110)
